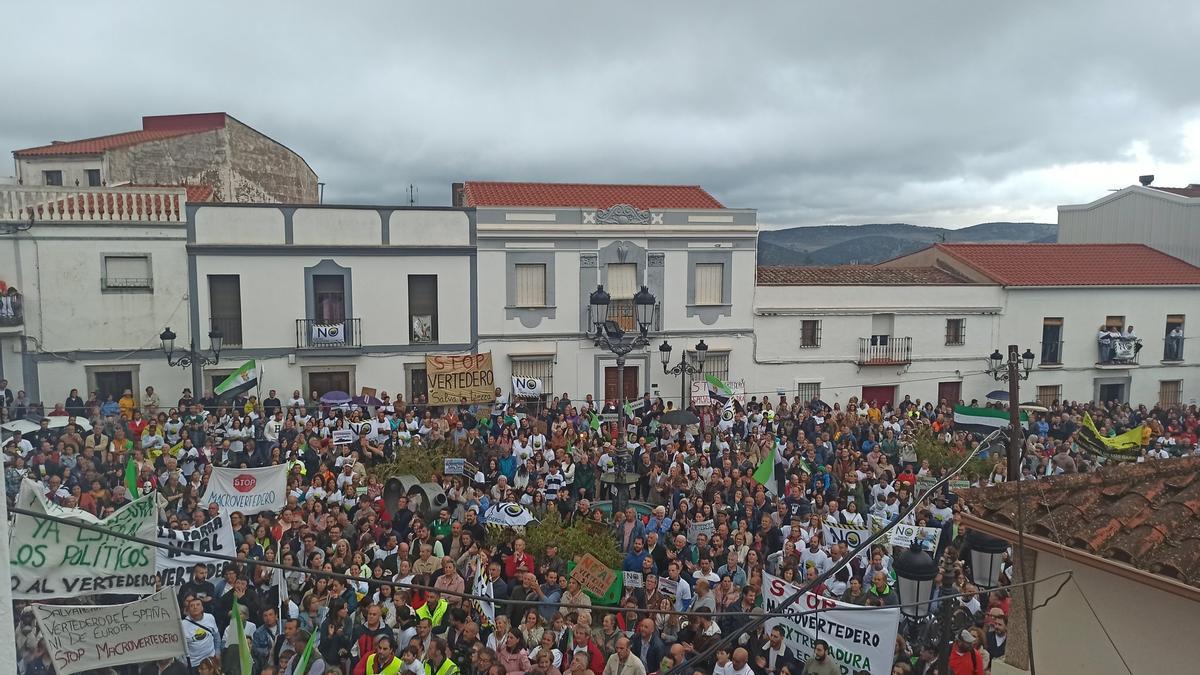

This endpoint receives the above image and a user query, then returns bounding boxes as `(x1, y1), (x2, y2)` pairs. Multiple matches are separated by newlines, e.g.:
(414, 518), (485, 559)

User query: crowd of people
(4, 379), (1198, 675)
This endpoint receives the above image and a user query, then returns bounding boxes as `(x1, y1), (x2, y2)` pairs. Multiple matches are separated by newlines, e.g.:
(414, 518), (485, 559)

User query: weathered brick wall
(102, 118), (318, 204)
(105, 130), (232, 199)
(225, 117), (318, 203)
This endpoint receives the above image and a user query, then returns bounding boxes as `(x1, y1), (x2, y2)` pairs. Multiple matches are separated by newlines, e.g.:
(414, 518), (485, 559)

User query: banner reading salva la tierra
(426, 352), (495, 404)
(202, 465), (287, 514)
(764, 573), (899, 675)
(33, 587), (185, 675)
(11, 478), (158, 599)
(156, 515), (236, 586)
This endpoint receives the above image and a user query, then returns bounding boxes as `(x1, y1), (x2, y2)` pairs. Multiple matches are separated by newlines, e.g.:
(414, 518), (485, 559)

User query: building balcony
(1, 185), (187, 223)
(606, 299), (663, 333)
(1096, 337), (1141, 368)
(1163, 337), (1185, 363)
(857, 336), (912, 366)
(0, 290), (23, 333)
(296, 318), (361, 349)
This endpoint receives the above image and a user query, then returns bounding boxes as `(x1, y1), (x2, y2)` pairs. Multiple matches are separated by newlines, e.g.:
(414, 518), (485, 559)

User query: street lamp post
(160, 326), (223, 379)
(658, 339), (708, 408)
(987, 345), (1035, 481)
(587, 284), (656, 513)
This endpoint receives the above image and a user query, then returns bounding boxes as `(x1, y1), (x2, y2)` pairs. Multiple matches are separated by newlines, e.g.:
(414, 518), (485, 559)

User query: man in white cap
(947, 629), (984, 675)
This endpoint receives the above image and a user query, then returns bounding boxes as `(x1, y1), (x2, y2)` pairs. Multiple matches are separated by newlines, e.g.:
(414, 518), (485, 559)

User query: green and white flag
(705, 373), (733, 397)
(215, 359), (258, 400)
(953, 405), (1027, 434)
(753, 444), (781, 495)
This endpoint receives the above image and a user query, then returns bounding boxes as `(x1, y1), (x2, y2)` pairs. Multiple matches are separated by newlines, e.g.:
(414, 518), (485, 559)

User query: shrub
(369, 440), (471, 482)
(912, 426), (994, 478)
(487, 508), (622, 569)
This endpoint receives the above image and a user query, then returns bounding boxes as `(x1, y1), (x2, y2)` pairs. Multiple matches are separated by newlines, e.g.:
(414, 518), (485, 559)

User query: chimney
(1139, 174), (1154, 186)
(451, 182), (465, 207)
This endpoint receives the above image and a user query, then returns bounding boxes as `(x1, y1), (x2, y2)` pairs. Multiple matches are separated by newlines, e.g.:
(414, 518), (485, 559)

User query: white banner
(156, 515), (237, 587)
(822, 524), (873, 560)
(622, 571), (644, 588)
(332, 429), (357, 445)
(868, 515), (942, 554)
(202, 465), (288, 514)
(691, 378), (746, 406)
(687, 519), (715, 544)
(764, 573), (899, 675)
(11, 479), (157, 599)
(512, 376), (543, 399)
(310, 322), (346, 345)
(33, 587), (185, 675)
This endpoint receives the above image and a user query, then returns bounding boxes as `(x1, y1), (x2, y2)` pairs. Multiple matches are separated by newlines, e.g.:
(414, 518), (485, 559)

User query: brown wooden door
(861, 385), (895, 409)
(937, 381), (962, 405)
(309, 371), (350, 397)
(604, 366), (639, 406)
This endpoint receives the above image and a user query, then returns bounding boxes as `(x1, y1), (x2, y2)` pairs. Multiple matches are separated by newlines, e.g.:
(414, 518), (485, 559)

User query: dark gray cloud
(3, 1), (1199, 227)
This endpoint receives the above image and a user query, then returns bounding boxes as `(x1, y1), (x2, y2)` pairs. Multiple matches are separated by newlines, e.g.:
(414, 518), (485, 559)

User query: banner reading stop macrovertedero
(11, 478), (158, 599)
(763, 573), (899, 675)
(32, 587), (185, 675)
(202, 465), (287, 514)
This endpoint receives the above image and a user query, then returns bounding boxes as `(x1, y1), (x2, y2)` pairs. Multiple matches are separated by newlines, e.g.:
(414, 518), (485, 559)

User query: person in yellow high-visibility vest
(424, 638), (459, 675)
(365, 636), (402, 675)
(416, 591), (449, 628)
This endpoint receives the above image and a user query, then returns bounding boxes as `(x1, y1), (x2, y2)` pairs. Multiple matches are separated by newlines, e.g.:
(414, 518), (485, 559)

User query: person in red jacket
(570, 625), (605, 675)
(504, 537), (535, 580)
(947, 629), (985, 675)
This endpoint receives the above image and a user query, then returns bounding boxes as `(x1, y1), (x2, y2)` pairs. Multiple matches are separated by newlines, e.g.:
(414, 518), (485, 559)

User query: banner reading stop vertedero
(202, 465), (287, 514)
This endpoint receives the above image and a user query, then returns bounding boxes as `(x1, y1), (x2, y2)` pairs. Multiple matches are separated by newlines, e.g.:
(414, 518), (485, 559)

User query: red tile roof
(462, 181), (723, 209)
(13, 113), (227, 157)
(934, 243), (1200, 286)
(960, 457), (1200, 590)
(756, 265), (971, 285)
(1150, 185), (1200, 198)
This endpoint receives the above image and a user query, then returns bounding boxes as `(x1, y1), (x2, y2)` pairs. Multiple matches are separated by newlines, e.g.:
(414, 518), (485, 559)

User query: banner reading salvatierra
(11, 478), (158, 599)
(33, 587), (185, 675)
(157, 514), (236, 586)
(426, 352), (495, 404)
(202, 465), (287, 514)
(764, 573), (899, 675)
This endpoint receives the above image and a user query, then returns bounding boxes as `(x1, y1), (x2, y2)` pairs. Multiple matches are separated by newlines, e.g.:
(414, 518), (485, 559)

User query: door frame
(1092, 376), (1131, 403)
(302, 365), (356, 398)
(594, 353), (649, 404)
(86, 364), (140, 403)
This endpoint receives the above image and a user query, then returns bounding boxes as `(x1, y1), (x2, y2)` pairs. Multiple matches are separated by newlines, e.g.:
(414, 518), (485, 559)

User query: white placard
(156, 515), (236, 587)
(622, 571), (644, 588)
(11, 478), (158, 599)
(764, 573), (899, 675)
(202, 465), (288, 514)
(310, 322), (346, 345)
(33, 587), (185, 675)
(512, 376), (544, 398)
(332, 429), (357, 445)
(686, 519), (715, 543)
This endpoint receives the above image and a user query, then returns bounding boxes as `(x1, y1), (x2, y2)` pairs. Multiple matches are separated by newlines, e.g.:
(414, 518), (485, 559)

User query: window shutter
(511, 358), (553, 396)
(694, 263), (724, 305)
(515, 264), (546, 307)
(607, 263), (637, 299)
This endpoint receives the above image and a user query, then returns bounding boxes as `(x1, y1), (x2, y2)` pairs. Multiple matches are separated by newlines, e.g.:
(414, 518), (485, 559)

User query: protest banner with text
(764, 573), (899, 675)
(11, 478), (158, 599)
(33, 587), (185, 675)
(426, 353), (495, 404)
(202, 465), (288, 514)
(156, 515), (236, 586)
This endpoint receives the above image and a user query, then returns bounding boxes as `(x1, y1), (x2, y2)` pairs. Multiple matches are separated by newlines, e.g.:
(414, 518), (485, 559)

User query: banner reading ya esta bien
(11, 478), (158, 599)
(763, 573), (899, 675)
(426, 352), (495, 404)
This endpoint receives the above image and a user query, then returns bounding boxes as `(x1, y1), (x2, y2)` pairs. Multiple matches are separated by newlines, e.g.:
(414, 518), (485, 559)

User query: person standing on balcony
(1096, 324), (1112, 363)
(1168, 325), (1185, 360)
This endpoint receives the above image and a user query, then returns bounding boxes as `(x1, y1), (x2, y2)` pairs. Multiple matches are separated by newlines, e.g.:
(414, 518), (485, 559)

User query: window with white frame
(511, 358), (554, 399)
(1036, 385), (1061, 407)
(694, 263), (724, 305)
(800, 320), (821, 348)
(514, 263), (547, 307)
(102, 254), (152, 291)
(797, 382), (821, 402)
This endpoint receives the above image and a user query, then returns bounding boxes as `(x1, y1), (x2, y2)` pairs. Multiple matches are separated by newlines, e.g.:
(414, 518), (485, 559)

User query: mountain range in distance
(757, 221), (1057, 266)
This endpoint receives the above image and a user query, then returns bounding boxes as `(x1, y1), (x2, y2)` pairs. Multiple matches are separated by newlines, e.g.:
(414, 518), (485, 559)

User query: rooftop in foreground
(461, 181), (724, 210)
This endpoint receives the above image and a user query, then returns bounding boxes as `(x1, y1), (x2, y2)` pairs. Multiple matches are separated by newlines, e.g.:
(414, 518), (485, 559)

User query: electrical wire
(663, 428), (1005, 675)
(1070, 577), (1134, 675)
(6, 500), (1072, 625)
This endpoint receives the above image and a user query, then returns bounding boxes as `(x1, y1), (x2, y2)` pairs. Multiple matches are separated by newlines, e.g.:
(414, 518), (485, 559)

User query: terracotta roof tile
(934, 243), (1200, 286)
(1150, 185), (1200, 198)
(755, 265), (971, 285)
(461, 181), (723, 210)
(13, 113), (226, 157)
(960, 456), (1200, 590)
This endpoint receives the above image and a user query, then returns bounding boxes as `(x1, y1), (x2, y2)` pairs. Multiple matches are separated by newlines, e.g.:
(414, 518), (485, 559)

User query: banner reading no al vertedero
(763, 573), (899, 675)
(33, 587), (185, 675)
(11, 478), (158, 599)
(202, 465), (288, 514)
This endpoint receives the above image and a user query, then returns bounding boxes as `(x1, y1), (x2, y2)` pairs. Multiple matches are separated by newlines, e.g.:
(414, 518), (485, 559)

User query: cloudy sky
(4, 1), (1200, 228)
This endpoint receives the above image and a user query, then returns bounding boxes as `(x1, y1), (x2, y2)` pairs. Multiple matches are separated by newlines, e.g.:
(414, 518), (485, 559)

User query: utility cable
(663, 428), (1004, 675)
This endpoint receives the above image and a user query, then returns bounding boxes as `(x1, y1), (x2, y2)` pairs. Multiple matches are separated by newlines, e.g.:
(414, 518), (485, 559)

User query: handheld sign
(571, 553), (617, 597)
(444, 458), (466, 475)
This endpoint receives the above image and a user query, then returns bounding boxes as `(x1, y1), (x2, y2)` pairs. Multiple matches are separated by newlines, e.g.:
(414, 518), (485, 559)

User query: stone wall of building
(225, 117), (318, 203)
